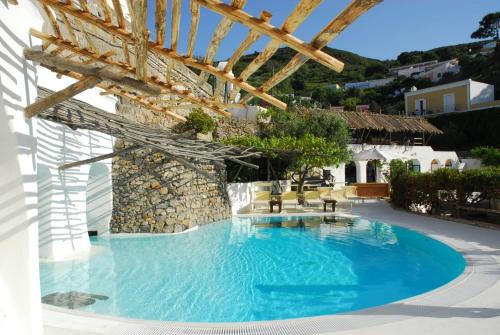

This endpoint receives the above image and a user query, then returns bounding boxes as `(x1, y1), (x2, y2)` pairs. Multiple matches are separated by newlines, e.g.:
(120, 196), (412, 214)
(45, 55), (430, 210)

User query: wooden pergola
(23, 0), (382, 121)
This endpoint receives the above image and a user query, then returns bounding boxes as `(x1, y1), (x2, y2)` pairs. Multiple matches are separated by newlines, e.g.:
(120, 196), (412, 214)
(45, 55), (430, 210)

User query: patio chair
(330, 189), (354, 210)
(281, 191), (298, 209)
(343, 186), (361, 204)
(251, 191), (270, 211)
(318, 187), (334, 200)
(303, 190), (323, 208)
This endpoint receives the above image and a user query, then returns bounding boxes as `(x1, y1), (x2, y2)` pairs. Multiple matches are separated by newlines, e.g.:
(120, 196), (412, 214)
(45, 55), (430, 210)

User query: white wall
(228, 182), (253, 214)
(0, 1), (44, 334)
(36, 69), (116, 260)
(470, 80), (494, 105)
(327, 144), (460, 184)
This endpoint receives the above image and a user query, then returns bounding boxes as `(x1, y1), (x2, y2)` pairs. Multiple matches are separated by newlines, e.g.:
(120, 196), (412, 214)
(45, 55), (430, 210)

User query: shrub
(471, 146), (500, 166)
(389, 164), (500, 213)
(184, 108), (216, 134)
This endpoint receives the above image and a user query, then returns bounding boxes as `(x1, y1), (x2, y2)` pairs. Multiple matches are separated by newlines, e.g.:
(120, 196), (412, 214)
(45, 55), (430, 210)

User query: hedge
(388, 160), (500, 213)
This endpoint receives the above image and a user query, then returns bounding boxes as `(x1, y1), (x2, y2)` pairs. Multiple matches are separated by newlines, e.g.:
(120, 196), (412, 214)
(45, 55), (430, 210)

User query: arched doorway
(430, 159), (441, 171)
(345, 161), (357, 184)
(445, 159), (453, 168)
(366, 161), (376, 183)
(86, 163), (112, 235)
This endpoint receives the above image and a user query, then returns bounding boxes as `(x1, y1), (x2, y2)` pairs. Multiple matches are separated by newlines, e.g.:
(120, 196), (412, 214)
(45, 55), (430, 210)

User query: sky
(146, 0), (500, 61)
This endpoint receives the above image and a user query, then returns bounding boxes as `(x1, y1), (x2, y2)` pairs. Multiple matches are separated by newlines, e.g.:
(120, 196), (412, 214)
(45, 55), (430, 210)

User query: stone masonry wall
(111, 141), (231, 233)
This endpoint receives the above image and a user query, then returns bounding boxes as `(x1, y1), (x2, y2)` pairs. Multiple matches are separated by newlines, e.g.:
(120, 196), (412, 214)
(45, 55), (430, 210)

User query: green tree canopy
(471, 12), (500, 43)
(226, 108), (351, 191)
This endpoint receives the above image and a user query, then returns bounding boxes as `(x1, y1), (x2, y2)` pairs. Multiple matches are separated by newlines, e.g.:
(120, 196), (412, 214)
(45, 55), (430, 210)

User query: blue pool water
(39, 216), (465, 322)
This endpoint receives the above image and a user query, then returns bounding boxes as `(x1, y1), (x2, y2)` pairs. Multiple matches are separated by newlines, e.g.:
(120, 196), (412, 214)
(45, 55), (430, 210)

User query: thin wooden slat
(98, 0), (112, 23)
(155, 0), (168, 46)
(198, 0), (246, 83)
(132, 0), (148, 80)
(112, 0), (126, 28)
(25, 76), (102, 117)
(37, 0), (287, 110)
(187, 0), (200, 58)
(58, 11), (78, 45)
(42, 4), (62, 38)
(245, 0), (383, 102)
(30, 30), (232, 116)
(79, 0), (89, 12)
(75, 19), (98, 53)
(171, 0), (181, 51)
(228, 0), (323, 100)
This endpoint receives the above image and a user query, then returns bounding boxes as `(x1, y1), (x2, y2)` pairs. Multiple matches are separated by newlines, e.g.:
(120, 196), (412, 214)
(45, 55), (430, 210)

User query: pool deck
(44, 200), (500, 335)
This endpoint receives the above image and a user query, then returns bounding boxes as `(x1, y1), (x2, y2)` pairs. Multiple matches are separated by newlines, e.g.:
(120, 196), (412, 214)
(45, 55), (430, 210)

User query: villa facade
(405, 79), (500, 116)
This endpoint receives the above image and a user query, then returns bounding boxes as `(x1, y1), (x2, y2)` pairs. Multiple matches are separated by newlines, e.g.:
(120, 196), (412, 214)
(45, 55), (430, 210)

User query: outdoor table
(269, 199), (282, 213)
(323, 199), (337, 212)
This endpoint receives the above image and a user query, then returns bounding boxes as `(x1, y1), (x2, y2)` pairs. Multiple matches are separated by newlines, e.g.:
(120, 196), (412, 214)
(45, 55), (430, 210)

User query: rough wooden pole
(25, 76), (102, 117)
(23, 48), (161, 96)
(59, 145), (143, 170)
(132, 0), (148, 80)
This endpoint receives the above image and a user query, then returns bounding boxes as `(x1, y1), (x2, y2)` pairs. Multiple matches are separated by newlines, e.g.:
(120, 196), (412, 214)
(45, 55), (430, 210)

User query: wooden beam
(155, 0), (168, 46)
(25, 76), (101, 117)
(171, 0), (181, 51)
(198, 0), (247, 83)
(224, 11), (272, 74)
(29, 30), (232, 116)
(112, 0), (126, 29)
(195, 0), (343, 72)
(24, 48), (161, 96)
(228, 0), (322, 100)
(214, 10), (272, 101)
(59, 145), (143, 170)
(132, 0), (148, 80)
(242, 0), (382, 101)
(38, 0), (287, 110)
(187, 0), (200, 58)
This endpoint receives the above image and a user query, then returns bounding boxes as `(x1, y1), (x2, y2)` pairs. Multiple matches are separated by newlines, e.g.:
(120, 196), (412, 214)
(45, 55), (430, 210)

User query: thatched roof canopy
(327, 110), (443, 134)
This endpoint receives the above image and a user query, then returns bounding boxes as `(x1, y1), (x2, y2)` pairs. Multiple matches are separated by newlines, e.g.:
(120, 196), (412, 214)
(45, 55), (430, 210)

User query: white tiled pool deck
(44, 201), (500, 335)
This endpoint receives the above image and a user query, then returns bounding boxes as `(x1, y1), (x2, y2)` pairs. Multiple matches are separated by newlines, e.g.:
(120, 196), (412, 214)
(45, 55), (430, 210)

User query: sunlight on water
(40, 216), (465, 322)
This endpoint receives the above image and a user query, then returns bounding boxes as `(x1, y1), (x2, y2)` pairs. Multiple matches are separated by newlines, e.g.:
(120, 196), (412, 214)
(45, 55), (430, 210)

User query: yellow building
(405, 79), (500, 116)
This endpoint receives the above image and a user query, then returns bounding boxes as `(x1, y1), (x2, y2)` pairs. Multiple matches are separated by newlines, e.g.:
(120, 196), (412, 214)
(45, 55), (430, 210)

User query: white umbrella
(353, 148), (410, 161)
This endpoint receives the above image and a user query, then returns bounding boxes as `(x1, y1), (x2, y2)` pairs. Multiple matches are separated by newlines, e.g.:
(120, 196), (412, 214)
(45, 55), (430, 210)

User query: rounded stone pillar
(355, 160), (368, 183)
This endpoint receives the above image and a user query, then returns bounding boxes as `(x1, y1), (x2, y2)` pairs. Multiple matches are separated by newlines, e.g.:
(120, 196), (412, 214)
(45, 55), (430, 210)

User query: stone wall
(111, 141), (231, 233)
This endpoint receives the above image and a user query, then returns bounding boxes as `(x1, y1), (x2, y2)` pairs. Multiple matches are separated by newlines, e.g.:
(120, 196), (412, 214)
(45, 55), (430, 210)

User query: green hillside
(227, 41), (499, 113)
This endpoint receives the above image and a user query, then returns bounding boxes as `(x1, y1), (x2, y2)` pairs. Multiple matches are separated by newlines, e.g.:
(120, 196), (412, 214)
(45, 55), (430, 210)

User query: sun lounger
(281, 191), (298, 209)
(330, 189), (354, 210)
(251, 191), (270, 210)
(303, 190), (323, 207)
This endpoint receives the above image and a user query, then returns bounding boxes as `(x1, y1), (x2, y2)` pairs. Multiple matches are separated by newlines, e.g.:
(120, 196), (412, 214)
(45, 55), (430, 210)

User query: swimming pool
(39, 216), (465, 323)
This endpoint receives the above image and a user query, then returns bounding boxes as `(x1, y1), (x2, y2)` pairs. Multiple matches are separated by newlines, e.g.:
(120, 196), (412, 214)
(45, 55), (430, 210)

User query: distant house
(404, 79), (500, 116)
(389, 59), (460, 82)
(345, 77), (396, 90)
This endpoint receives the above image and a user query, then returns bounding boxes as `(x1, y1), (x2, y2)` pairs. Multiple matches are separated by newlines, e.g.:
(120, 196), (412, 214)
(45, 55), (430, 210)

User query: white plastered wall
(1, 1), (116, 333)
(36, 68), (116, 260)
(0, 1), (43, 334)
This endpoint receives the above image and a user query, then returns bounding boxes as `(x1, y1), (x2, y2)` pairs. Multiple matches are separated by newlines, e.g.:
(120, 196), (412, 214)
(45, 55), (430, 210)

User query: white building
(389, 59), (460, 82)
